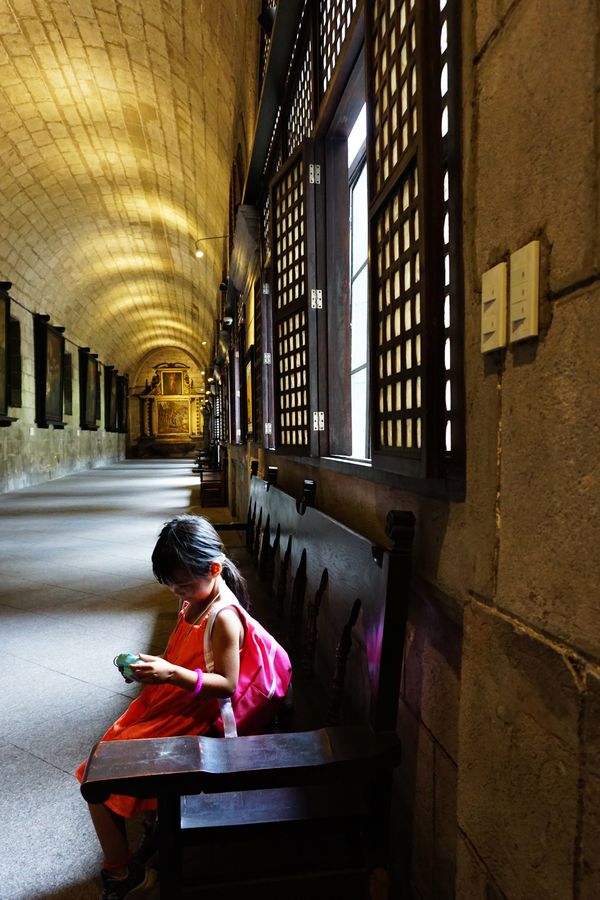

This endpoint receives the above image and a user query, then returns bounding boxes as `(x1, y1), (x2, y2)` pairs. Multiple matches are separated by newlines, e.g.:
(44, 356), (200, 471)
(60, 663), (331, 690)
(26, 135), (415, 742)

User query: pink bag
(204, 598), (292, 737)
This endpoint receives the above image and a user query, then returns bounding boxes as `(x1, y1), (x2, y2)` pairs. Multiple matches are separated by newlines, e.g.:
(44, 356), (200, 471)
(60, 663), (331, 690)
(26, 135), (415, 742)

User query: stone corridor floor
(0, 460), (238, 900)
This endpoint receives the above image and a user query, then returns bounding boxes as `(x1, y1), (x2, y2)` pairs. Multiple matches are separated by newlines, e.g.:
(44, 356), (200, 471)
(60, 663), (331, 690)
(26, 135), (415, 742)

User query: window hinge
(263, 352), (272, 365)
(310, 289), (323, 309)
(312, 411), (325, 431)
(264, 422), (272, 435)
(309, 164), (321, 184)
(262, 282), (270, 295)
(235, 389), (240, 398)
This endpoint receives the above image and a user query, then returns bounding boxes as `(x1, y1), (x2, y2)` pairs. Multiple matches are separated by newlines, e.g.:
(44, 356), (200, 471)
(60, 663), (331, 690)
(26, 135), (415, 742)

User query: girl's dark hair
(152, 514), (249, 609)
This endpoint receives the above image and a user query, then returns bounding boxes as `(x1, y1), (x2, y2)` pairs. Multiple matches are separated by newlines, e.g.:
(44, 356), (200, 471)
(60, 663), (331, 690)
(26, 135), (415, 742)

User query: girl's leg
(88, 802), (130, 876)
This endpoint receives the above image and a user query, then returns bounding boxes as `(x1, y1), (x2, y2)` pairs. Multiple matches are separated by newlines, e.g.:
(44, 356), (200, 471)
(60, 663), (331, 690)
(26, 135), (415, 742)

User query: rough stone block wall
(229, 3), (600, 899)
(453, 1), (600, 898)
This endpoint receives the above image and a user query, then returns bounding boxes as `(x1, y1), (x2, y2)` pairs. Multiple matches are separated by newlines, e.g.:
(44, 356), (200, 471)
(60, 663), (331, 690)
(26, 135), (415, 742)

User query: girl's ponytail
(221, 557), (250, 609)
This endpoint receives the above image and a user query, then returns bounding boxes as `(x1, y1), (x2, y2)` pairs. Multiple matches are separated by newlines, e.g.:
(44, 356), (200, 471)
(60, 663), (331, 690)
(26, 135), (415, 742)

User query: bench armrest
(80, 726), (401, 804)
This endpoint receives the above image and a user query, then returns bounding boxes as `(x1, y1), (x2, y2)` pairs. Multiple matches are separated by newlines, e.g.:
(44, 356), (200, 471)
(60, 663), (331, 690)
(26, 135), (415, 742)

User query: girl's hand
(129, 653), (173, 685)
(128, 616), (244, 694)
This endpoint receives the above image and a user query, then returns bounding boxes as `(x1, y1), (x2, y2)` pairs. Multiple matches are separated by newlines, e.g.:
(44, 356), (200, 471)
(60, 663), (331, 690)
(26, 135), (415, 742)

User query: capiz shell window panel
(374, 165), (422, 457)
(271, 144), (317, 454)
(367, 0), (458, 479)
(371, 0), (419, 194)
(319, 0), (359, 97)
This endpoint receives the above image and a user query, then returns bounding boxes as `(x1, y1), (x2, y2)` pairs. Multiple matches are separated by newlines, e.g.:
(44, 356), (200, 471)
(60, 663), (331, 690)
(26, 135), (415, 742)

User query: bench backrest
(245, 474), (414, 731)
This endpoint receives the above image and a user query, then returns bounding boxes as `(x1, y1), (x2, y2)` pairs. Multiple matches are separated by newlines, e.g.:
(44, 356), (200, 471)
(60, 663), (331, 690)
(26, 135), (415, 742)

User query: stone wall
(228, 2), (600, 898)
(454, 2), (600, 897)
(0, 303), (125, 494)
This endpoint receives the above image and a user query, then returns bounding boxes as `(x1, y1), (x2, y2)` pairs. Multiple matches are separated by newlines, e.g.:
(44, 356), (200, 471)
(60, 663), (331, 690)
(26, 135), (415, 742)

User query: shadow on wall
(392, 574), (463, 899)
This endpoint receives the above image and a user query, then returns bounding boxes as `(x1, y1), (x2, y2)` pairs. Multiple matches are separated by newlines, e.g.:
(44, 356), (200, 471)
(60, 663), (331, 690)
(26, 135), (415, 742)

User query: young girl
(76, 514), (291, 900)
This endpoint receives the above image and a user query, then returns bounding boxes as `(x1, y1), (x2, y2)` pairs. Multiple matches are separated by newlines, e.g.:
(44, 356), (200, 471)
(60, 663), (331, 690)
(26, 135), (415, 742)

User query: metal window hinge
(309, 164), (321, 184)
(262, 282), (270, 295)
(263, 352), (272, 365)
(312, 411), (325, 431)
(310, 288), (323, 309)
(264, 422), (273, 435)
(235, 389), (240, 398)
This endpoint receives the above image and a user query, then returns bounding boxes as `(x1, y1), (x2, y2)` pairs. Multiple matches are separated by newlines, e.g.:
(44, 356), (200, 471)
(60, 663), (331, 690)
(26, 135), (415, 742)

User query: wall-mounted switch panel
(481, 261), (508, 353)
(509, 240), (539, 343)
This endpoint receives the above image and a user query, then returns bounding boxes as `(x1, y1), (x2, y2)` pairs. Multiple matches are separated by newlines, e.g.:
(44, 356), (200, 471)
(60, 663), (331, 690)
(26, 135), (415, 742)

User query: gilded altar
(136, 363), (204, 454)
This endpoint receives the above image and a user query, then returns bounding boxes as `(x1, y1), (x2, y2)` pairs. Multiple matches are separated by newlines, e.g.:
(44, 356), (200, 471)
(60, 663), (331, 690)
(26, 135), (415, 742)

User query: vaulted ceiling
(1, 0), (259, 377)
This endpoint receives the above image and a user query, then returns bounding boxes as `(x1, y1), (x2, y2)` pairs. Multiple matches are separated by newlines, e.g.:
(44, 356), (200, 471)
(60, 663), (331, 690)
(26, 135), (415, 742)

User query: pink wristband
(192, 668), (203, 696)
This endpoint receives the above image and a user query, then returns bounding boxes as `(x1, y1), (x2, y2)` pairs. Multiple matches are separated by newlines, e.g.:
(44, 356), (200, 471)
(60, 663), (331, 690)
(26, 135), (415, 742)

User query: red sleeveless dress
(75, 593), (227, 817)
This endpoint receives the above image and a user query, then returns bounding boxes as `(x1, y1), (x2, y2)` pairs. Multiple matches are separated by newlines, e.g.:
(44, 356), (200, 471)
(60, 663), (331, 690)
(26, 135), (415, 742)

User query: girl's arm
(129, 608), (243, 698)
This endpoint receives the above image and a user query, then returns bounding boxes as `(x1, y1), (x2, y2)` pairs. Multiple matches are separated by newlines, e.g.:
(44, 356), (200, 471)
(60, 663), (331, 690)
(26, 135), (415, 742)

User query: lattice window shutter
(366, 0), (446, 479)
(318, 0), (359, 99)
(270, 141), (319, 455)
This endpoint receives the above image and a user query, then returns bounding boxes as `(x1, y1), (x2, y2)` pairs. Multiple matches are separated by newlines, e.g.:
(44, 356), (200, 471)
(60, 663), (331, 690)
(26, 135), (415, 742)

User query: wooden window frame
(363, 0), (463, 482)
(257, 0), (463, 491)
(269, 142), (319, 456)
(320, 49), (367, 458)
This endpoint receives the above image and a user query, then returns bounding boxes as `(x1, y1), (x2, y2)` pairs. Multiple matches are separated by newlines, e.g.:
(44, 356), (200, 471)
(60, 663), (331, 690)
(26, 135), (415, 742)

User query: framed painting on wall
(0, 290), (8, 418)
(34, 314), (65, 428)
(104, 366), (118, 432)
(117, 375), (128, 433)
(79, 347), (98, 430)
(157, 399), (190, 435)
(46, 327), (63, 421)
(94, 361), (101, 422)
(161, 370), (183, 395)
(63, 352), (73, 416)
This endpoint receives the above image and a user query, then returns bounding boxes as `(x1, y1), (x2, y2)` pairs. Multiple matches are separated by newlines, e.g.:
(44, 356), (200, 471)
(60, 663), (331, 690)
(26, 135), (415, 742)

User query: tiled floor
(0, 460), (237, 900)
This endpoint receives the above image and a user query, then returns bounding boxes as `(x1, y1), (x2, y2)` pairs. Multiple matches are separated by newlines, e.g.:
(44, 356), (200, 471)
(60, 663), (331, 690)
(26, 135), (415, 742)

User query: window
(270, 146), (312, 454)
(348, 105), (369, 459)
(366, 0), (463, 478)
(322, 63), (369, 461)
(255, 0), (462, 484)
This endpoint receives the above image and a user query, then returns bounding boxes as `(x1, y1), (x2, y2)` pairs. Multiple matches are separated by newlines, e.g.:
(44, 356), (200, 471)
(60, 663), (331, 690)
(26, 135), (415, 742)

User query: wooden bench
(198, 448), (228, 507)
(81, 470), (415, 899)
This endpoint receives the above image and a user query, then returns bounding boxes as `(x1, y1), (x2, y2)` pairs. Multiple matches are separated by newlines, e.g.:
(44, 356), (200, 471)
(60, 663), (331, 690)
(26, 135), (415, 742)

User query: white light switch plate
(481, 262), (508, 353)
(509, 240), (539, 343)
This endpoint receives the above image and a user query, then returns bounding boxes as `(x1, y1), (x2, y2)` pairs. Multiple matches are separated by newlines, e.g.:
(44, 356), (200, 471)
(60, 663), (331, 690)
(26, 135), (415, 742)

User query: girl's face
(167, 566), (220, 604)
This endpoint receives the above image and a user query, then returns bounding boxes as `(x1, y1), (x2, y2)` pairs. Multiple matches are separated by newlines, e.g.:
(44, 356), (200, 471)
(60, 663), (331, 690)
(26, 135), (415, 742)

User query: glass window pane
(351, 367), (368, 458)
(347, 102), (366, 169)
(351, 265), (368, 369)
(351, 164), (368, 273)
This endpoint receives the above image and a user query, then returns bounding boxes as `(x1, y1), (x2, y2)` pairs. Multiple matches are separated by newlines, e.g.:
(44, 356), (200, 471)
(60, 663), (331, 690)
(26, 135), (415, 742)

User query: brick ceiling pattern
(0, 0), (258, 375)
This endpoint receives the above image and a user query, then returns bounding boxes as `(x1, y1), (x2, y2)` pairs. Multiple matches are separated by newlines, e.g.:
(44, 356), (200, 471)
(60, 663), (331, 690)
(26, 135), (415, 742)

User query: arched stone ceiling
(0, 0), (259, 377)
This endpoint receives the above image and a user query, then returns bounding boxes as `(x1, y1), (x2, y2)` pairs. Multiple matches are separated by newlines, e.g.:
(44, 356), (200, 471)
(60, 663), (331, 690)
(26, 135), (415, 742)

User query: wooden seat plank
(80, 726), (400, 803)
